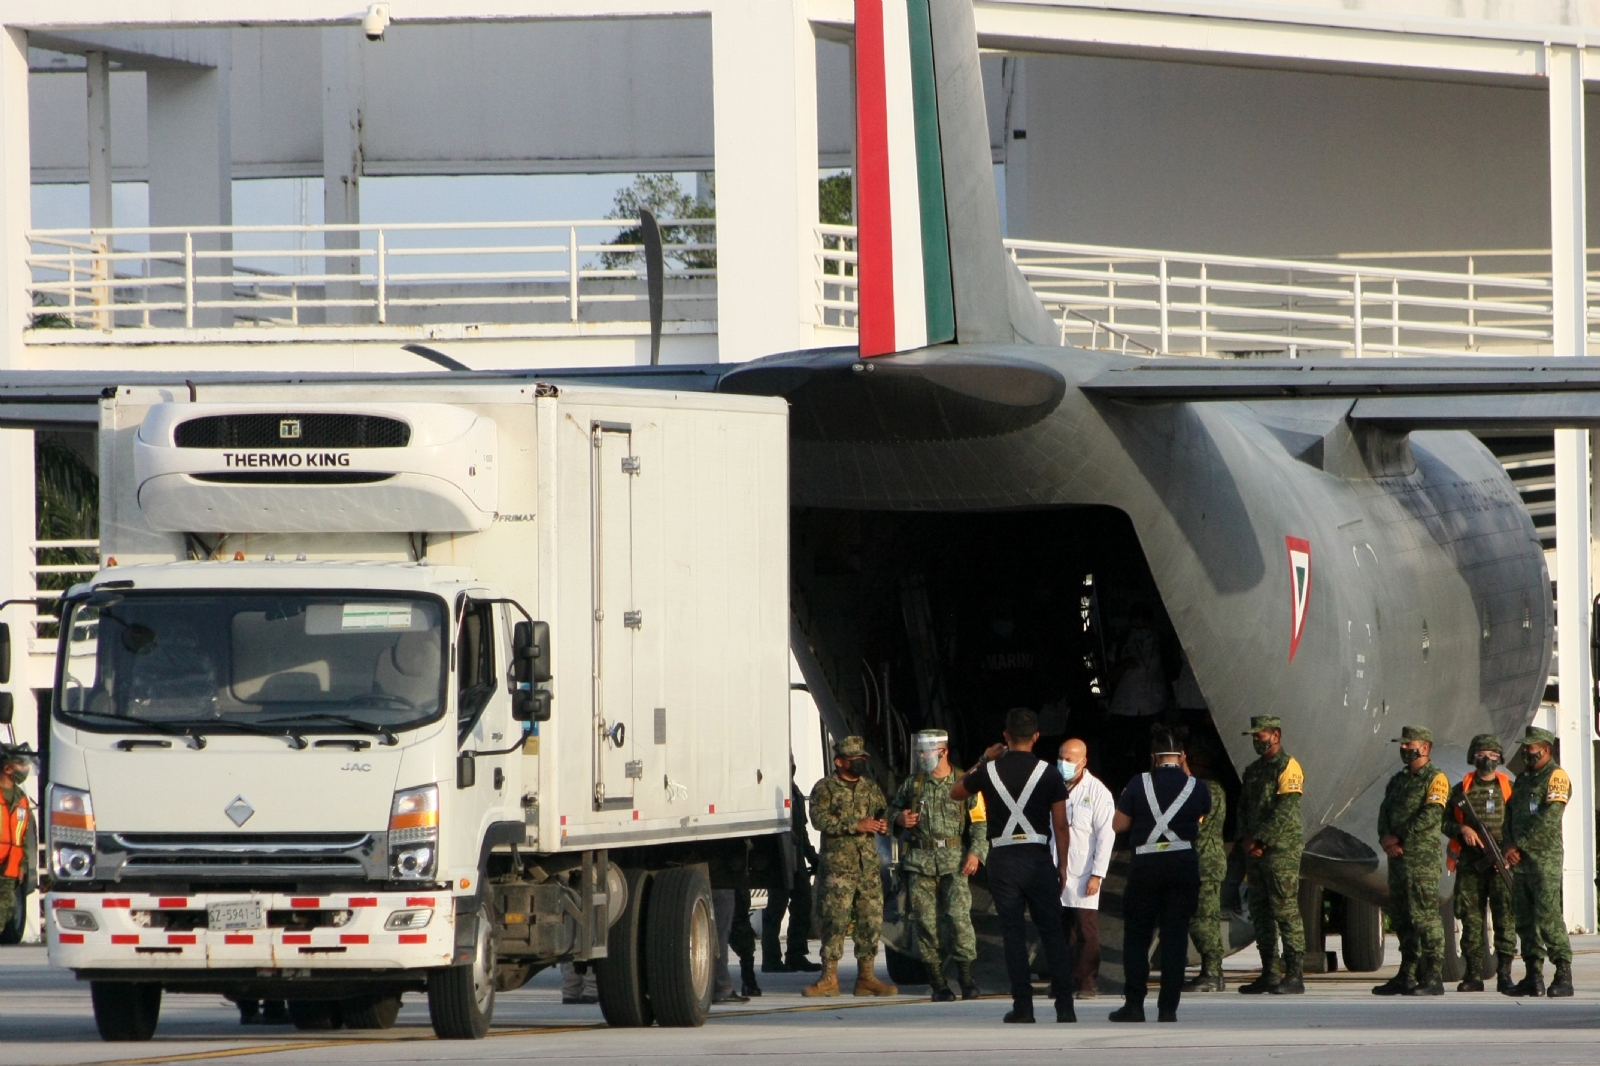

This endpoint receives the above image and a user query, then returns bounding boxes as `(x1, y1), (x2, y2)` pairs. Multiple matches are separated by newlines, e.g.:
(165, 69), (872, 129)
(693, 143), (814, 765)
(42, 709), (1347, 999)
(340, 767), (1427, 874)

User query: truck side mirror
(513, 620), (551, 684)
(0, 621), (10, 685)
(0, 692), (12, 725)
(512, 689), (552, 723)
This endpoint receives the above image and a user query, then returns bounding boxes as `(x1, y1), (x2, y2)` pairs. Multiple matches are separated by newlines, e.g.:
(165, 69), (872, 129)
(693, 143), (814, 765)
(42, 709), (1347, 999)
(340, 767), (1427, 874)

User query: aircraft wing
(1079, 357), (1600, 431)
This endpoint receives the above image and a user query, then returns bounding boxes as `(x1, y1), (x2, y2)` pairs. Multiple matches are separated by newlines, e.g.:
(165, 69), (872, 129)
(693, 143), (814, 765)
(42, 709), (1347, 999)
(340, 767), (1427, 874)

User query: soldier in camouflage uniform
(1502, 725), (1574, 997)
(1236, 715), (1306, 995)
(804, 736), (898, 998)
(889, 730), (989, 1002)
(1441, 733), (1516, 993)
(1182, 748), (1229, 992)
(1372, 725), (1450, 996)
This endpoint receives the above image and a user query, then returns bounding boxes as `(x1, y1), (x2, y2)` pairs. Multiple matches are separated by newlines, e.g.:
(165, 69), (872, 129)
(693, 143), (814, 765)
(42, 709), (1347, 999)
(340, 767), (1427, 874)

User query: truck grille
(103, 832), (380, 880)
(190, 472), (396, 485)
(175, 414), (411, 449)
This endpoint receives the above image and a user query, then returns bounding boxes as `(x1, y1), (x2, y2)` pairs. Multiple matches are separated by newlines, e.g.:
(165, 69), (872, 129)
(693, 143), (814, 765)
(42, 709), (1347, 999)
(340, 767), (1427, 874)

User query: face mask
(1252, 737), (1272, 756)
(6, 767), (27, 784)
(917, 751), (940, 773)
(1400, 747), (1421, 765)
(1058, 760), (1078, 781)
(1475, 755), (1500, 774)
(847, 757), (869, 777)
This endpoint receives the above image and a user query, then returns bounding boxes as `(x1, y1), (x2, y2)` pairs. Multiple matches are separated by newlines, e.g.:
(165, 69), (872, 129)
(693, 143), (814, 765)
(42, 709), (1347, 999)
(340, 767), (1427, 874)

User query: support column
(147, 47), (233, 328)
(1002, 56), (1027, 241)
(1546, 43), (1597, 934)
(0, 28), (37, 942)
(710, 0), (818, 361)
(322, 28), (365, 325)
(86, 52), (112, 233)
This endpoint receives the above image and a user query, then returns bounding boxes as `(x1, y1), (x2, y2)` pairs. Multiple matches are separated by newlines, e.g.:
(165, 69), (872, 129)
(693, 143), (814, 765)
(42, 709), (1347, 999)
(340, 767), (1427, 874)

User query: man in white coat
(1052, 738), (1116, 997)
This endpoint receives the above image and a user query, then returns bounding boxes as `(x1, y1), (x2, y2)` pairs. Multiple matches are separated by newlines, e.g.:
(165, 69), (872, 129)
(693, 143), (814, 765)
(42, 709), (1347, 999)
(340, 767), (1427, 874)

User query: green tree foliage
(819, 172), (853, 225)
(35, 435), (99, 603)
(603, 174), (716, 272)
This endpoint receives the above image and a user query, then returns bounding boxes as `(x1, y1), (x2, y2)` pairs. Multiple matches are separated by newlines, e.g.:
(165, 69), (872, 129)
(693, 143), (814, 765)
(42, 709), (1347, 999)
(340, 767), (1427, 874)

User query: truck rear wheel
(428, 907), (495, 1039)
(597, 867), (654, 1027)
(287, 1000), (343, 1030)
(90, 981), (162, 1042)
(341, 993), (401, 1029)
(644, 866), (713, 1027)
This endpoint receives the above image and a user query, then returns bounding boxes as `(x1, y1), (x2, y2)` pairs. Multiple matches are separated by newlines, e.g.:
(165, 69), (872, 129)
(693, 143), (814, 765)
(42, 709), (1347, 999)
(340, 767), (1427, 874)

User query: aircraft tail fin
(855, 0), (1052, 356)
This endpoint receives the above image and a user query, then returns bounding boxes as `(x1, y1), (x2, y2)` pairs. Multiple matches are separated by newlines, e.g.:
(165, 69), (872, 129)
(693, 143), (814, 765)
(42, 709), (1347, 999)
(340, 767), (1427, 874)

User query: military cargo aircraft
(6, 0), (1600, 973)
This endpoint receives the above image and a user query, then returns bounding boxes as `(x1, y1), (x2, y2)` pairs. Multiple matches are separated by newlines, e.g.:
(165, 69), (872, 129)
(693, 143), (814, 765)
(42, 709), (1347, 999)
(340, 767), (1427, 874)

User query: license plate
(207, 900), (265, 932)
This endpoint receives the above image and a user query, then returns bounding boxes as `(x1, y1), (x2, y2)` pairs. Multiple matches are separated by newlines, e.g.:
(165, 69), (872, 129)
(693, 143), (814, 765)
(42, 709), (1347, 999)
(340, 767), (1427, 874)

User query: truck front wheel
(596, 867), (654, 1027)
(428, 907), (495, 1039)
(644, 866), (713, 1027)
(90, 981), (161, 1042)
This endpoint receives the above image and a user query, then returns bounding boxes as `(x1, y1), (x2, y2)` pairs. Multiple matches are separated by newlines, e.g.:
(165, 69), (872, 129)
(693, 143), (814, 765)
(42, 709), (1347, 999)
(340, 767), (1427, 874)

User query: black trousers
(986, 845), (1074, 1009)
(762, 866), (814, 962)
(1123, 851), (1201, 1016)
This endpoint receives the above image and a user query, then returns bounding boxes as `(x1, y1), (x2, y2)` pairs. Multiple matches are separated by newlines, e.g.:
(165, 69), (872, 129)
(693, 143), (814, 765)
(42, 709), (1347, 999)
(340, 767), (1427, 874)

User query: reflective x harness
(1134, 772), (1196, 855)
(988, 759), (1050, 848)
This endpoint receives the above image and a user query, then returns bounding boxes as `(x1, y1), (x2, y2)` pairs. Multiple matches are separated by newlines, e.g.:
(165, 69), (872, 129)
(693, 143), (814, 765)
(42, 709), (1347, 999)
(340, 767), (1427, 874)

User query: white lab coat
(1052, 770), (1116, 910)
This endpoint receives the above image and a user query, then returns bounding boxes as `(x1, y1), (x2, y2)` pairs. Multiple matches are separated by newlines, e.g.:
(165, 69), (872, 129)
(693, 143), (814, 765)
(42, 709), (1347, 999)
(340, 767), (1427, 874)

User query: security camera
(363, 3), (391, 41)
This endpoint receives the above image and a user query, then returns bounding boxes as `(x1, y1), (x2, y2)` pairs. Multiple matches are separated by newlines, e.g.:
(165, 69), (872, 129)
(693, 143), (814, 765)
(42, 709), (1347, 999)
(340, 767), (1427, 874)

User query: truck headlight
(49, 786), (96, 879)
(55, 908), (98, 931)
(388, 784), (438, 881)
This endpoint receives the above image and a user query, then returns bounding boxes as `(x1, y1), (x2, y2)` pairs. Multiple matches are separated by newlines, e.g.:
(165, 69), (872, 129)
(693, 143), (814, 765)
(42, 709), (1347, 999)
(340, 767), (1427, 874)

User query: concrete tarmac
(2, 937), (1597, 1066)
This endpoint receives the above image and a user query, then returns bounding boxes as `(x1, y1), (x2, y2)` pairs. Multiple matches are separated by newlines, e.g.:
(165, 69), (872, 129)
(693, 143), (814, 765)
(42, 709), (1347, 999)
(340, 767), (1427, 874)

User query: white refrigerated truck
(35, 378), (791, 1040)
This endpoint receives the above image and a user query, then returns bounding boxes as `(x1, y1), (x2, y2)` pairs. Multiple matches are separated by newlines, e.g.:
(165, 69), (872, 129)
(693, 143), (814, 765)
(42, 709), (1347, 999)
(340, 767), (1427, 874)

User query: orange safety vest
(1446, 770), (1511, 873)
(0, 788), (32, 880)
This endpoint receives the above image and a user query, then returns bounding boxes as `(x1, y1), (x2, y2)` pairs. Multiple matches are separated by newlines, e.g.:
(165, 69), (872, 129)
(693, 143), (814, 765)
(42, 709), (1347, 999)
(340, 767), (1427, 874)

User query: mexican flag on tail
(855, 0), (956, 357)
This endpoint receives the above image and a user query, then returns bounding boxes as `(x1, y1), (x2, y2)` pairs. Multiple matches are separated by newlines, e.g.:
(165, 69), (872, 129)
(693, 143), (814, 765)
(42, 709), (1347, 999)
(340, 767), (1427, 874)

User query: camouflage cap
(1243, 715), (1283, 734)
(833, 735), (868, 758)
(1521, 726), (1558, 748)
(1468, 733), (1504, 756)
(1392, 725), (1433, 744)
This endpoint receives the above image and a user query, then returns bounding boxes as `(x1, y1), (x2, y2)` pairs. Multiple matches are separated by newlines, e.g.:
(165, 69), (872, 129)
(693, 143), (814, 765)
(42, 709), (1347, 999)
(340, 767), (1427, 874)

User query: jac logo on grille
(279, 418), (302, 440)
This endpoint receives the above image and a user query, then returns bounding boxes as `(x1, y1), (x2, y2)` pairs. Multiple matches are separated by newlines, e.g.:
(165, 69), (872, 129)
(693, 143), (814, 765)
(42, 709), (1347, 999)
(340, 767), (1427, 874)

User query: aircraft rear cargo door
(591, 421), (638, 811)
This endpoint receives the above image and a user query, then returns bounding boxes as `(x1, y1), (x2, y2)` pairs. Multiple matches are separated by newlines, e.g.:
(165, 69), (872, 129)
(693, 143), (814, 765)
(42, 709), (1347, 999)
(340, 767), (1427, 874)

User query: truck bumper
(46, 890), (454, 972)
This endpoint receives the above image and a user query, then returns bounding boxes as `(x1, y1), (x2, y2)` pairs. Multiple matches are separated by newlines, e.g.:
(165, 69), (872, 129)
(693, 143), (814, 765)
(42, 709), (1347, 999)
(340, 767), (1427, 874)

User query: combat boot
(1237, 957), (1279, 995)
(1494, 953), (1516, 994)
(926, 952), (956, 1003)
(786, 952), (822, 973)
(957, 959), (981, 1000)
(1506, 960), (1545, 998)
(1270, 952), (1305, 995)
(853, 955), (898, 997)
(801, 959), (839, 998)
(1183, 968), (1226, 993)
(1371, 968), (1417, 996)
(1406, 963), (1444, 996)
(1546, 961), (1574, 998)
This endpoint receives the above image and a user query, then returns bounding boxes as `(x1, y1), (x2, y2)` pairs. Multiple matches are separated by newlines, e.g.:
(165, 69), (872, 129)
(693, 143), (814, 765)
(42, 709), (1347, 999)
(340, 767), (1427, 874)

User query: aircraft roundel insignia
(1286, 536), (1311, 661)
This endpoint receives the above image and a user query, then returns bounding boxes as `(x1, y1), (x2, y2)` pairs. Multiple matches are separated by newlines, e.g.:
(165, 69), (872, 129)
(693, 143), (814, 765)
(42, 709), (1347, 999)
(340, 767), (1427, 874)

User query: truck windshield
(54, 592), (448, 736)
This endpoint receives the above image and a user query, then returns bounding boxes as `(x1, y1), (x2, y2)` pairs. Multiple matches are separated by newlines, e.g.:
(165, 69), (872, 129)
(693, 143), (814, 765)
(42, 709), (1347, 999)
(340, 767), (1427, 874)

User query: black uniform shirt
(1116, 764), (1212, 859)
(963, 750), (1067, 855)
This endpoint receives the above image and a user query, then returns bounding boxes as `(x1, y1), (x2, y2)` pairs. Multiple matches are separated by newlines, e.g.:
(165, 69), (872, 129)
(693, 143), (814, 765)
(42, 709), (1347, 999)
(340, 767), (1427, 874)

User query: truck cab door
(590, 421), (639, 811)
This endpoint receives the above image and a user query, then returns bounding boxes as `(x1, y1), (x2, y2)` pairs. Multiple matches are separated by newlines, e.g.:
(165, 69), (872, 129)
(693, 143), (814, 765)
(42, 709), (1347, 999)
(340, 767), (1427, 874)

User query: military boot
(1183, 964), (1226, 993)
(801, 959), (839, 998)
(1270, 952), (1305, 995)
(926, 952), (956, 1003)
(1457, 950), (1484, 992)
(1495, 953), (1517, 994)
(1407, 962), (1444, 996)
(1507, 959), (1545, 998)
(1372, 962), (1417, 996)
(957, 959), (981, 1001)
(1237, 957), (1279, 995)
(1546, 961), (1574, 998)
(853, 955), (898, 997)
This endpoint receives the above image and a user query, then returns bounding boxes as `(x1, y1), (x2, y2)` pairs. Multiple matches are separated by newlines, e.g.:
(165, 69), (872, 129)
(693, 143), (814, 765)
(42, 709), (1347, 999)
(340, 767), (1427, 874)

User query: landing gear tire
(1341, 897), (1384, 973)
(597, 867), (655, 1028)
(644, 866), (713, 1027)
(90, 981), (162, 1042)
(428, 908), (496, 1039)
(341, 993), (402, 1029)
(287, 1000), (343, 1030)
(885, 946), (929, 988)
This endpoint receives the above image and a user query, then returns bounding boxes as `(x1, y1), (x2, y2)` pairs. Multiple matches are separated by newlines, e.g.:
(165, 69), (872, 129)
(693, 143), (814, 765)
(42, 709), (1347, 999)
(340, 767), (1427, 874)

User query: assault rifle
(1452, 793), (1516, 898)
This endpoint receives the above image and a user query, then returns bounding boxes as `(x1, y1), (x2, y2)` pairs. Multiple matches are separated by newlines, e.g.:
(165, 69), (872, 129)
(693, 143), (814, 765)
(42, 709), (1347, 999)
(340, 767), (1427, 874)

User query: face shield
(913, 730), (947, 774)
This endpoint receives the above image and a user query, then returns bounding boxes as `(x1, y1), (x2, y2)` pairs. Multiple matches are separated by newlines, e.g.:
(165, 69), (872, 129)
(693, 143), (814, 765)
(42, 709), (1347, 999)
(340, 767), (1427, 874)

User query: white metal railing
(27, 220), (716, 331)
(813, 229), (1600, 357)
(27, 539), (99, 638)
